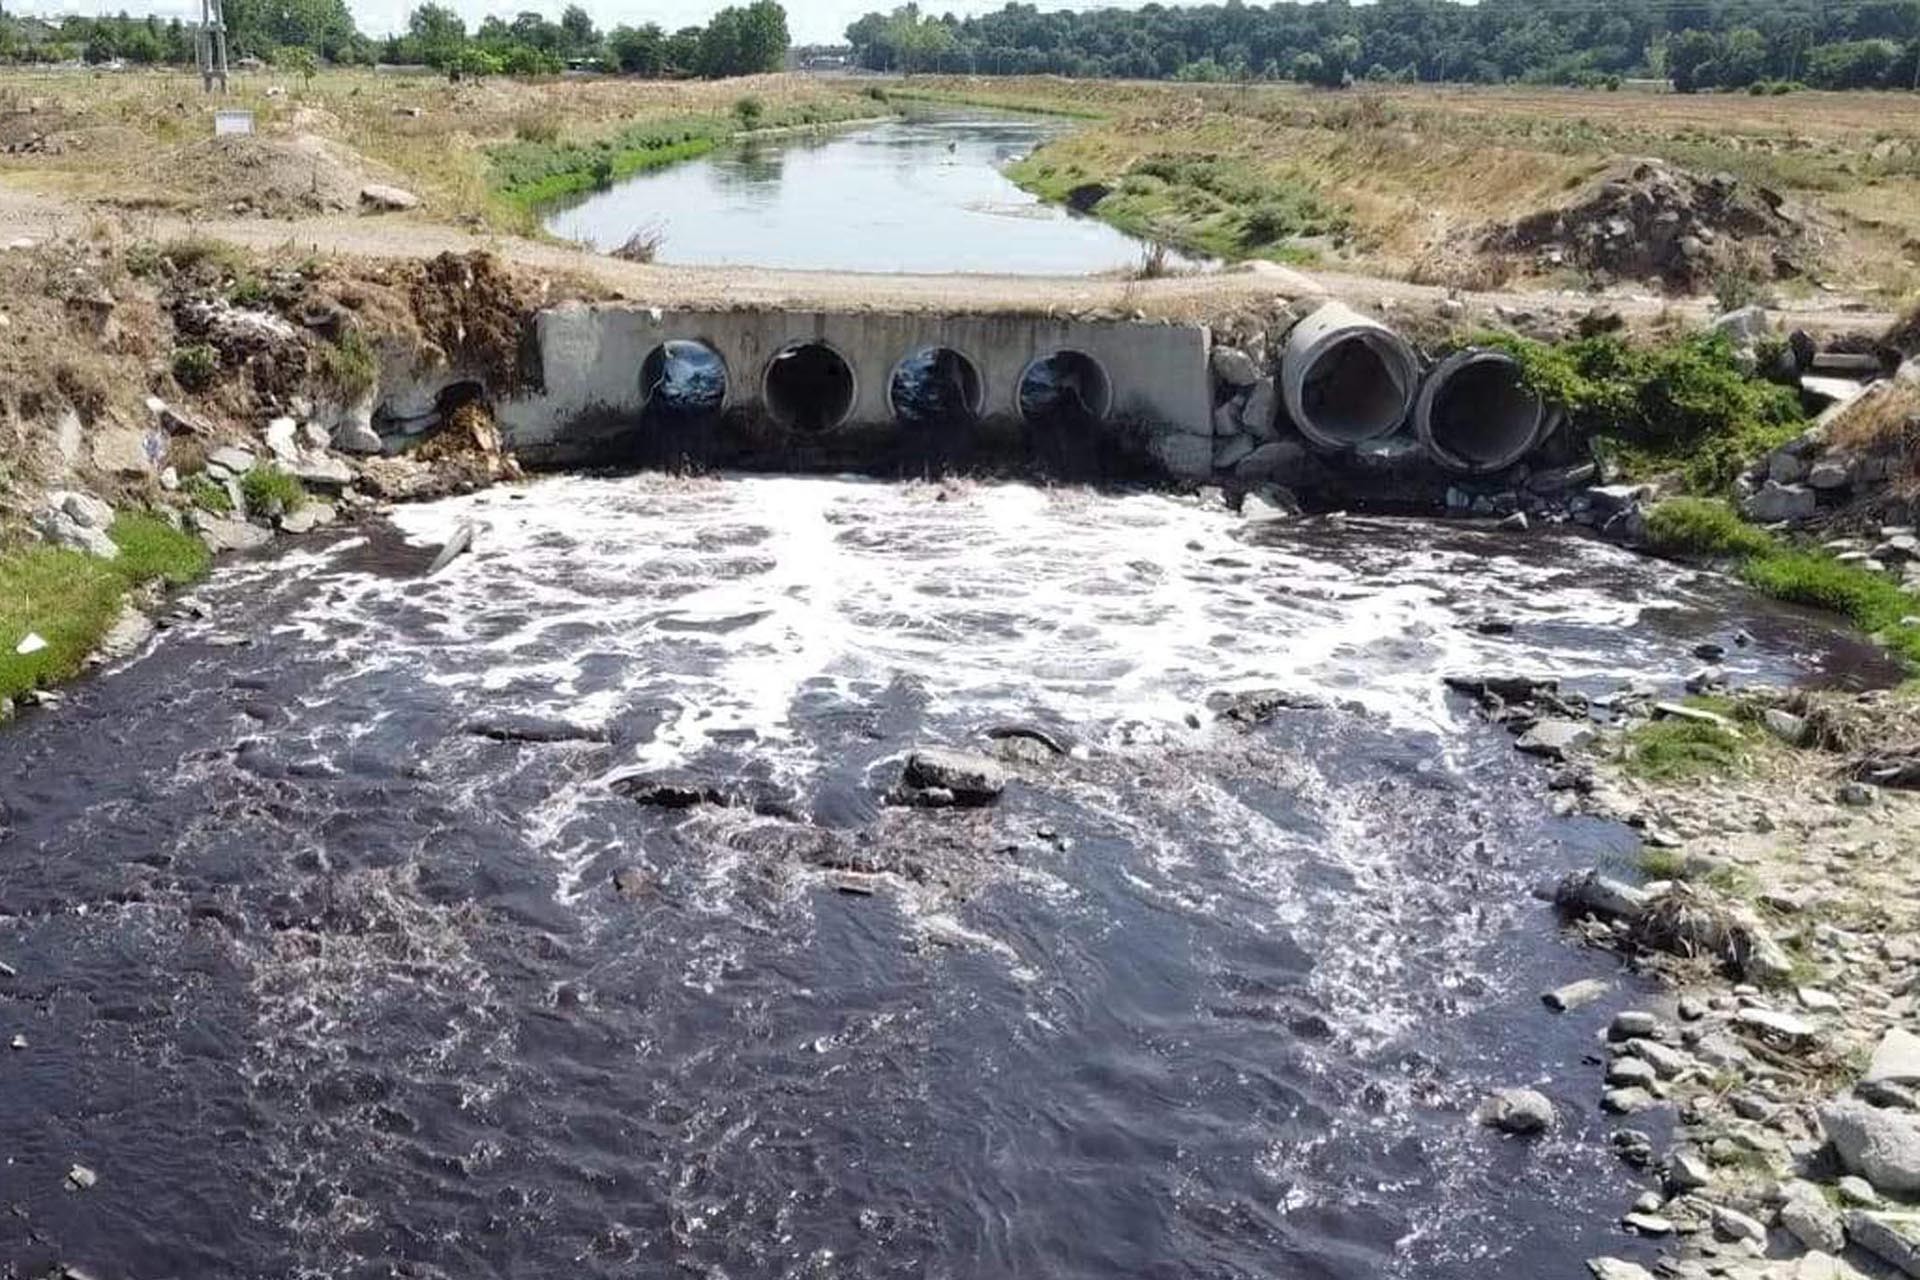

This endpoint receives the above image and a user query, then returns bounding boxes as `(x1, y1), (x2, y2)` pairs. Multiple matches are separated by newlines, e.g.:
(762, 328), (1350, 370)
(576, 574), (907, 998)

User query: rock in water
(427, 520), (477, 576)
(1477, 1088), (1555, 1135)
(901, 748), (1007, 806)
(1543, 977), (1610, 1011)
(1822, 1100), (1920, 1196)
(1517, 719), (1596, 760)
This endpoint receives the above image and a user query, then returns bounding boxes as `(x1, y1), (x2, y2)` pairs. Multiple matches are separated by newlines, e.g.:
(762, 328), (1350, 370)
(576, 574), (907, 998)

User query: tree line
(845, 0), (1920, 92)
(0, 0), (789, 79)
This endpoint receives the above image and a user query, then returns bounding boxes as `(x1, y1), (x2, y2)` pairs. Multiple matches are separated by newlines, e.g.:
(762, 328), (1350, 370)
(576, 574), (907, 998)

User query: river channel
(0, 474), (1896, 1278)
(541, 111), (1190, 275)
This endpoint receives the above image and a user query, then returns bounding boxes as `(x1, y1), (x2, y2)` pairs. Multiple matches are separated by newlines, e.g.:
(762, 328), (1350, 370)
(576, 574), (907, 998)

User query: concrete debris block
(1235, 440), (1308, 482)
(1543, 977), (1611, 1012)
(1477, 1088), (1556, 1135)
(1846, 1211), (1920, 1278)
(360, 183), (422, 212)
(189, 511), (272, 555)
(1736, 1006), (1817, 1042)
(1213, 434), (1256, 471)
(1803, 375), (1867, 407)
(1711, 304), (1770, 346)
(1240, 378), (1278, 438)
(207, 445), (257, 476)
(66, 1164), (97, 1190)
(264, 416), (301, 462)
(1587, 1260), (1657, 1280)
(291, 453), (354, 490)
(1822, 1101), (1920, 1196)
(1865, 1027), (1920, 1088)
(1148, 431), (1214, 481)
(1210, 345), (1262, 388)
(1517, 718), (1596, 760)
(1811, 351), (1885, 375)
(1780, 1179), (1848, 1255)
(1587, 483), (1654, 513)
(1742, 481), (1817, 524)
(1555, 869), (1651, 922)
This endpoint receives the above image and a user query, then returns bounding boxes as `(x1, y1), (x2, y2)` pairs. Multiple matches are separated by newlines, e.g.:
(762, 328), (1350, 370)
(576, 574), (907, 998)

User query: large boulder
(900, 748), (1007, 806)
(1742, 481), (1817, 524)
(1822, 1100), (1920, 1196)
(1866, 1028), (1920, 1088)
(1477, 1088), (1556, 1135)
(1210, 345), (1262, 388)
(1148, 431), (1214, 480)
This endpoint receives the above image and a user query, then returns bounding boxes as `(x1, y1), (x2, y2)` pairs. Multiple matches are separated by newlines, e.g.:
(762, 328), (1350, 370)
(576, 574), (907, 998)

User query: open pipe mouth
(890, 346), (985, 426)
(640, 340), (729, 419)
(1416, 350), (1547, 475)
(1018, 350), (1113, 427)
(764, 341), (857, 433)
(1282, 303), (1420, 450)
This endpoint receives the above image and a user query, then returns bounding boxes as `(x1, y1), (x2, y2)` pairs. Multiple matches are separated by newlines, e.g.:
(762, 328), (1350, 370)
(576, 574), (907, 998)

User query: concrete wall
(494, 303), (1213, 456)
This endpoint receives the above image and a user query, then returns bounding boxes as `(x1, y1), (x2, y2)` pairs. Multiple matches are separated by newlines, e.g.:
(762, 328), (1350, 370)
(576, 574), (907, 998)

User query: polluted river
(0, 115), (1900, 1279)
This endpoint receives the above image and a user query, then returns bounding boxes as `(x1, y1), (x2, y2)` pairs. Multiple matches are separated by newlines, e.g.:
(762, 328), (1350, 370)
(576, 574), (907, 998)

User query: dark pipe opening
(1421, 353), (1544, 474)
(890, 347), (984, 427)
(640, 340), (729, 421)
(764, 341), (856, 433)
(435, 380), (488, 415)
(1018, 351), (1112, 428)
(1301, 336), (1409, 443)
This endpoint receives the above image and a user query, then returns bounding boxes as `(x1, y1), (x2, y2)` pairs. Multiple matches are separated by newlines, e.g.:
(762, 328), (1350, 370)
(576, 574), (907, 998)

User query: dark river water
(541, 113), (1197, 275)
(0, 476), (1895, 1278)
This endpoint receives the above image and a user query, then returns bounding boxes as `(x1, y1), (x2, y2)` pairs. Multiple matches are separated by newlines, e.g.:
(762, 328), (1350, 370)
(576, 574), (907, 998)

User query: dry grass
(911, 75), (1920, 299)
(1826, 379), (1920, 489)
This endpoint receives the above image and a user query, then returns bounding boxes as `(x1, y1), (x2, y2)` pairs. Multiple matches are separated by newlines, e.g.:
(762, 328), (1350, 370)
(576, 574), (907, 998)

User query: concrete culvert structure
(890, 347), (985, 426)
(1282, 302), (1420, 450)
(640, 340), (729, 419)
(1415, 349), (1549, 475)
(1018, 350), (1113, 426)
(764, 341), (856, 432)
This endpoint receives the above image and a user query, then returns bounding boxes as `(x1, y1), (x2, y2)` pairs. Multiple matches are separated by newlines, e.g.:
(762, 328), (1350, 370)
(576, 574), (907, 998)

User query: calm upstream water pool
(0, 476), (1897, 1277)
(542, 112), (1193, 275)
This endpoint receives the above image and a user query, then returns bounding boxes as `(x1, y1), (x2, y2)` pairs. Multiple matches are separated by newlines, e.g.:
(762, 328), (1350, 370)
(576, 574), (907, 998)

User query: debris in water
(426, 520), (477, 576)
(66, 1164), (97, 1191)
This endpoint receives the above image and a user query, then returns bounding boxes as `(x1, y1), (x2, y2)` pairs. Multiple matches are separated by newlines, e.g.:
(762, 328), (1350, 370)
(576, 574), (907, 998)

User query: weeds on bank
(1647, 498), (1920, 668)
(1624, 712), (1751, 782)
(239, 465), (306, 515)
(0, 514), (208, 702)
(184, 474), (233, 514)
(1486, 332), (1804, 493)
(316, 330), (377, 402)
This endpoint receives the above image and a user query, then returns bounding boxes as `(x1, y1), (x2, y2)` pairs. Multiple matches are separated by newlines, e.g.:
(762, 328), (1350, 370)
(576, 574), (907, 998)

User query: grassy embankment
(0, 515), (208, 702)
(488, 94), (890, 209)
(883, 76), (1920, 295)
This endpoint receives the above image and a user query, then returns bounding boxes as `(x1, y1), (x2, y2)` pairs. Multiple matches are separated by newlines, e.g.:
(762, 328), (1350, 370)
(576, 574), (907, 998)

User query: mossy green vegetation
(1624, 714), (1750, 781)
(1485, 332), (1804, 493)
(184, 474), (233, 514)
(316, 329), (378, 402)
(0, 514), (208, 703)
(239, 465), (306, 515)
(1644, 498), (1920, 667)
(489, 100), (884, 208)
(1008, 147), (1342, 263)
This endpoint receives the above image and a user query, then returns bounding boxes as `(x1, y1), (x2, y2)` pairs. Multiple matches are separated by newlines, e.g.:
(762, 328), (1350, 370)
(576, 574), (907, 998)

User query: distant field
(902, 75), (1920, 302)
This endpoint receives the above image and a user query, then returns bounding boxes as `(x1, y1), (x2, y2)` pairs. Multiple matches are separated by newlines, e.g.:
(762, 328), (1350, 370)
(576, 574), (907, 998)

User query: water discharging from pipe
(641, 340), (729, 420)
(891, 347), (985, 427)
(1018, 350), (1112, 427)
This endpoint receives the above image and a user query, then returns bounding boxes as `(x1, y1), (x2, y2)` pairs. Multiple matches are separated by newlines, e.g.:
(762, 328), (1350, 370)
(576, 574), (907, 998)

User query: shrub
(1644, 498), (1774, 559)
(239, 464), (306, 515)
(513, 110), (562, 143)
(184, 474), (233, 514)
(733, 95), (765, 130)
(316, 329), (377, 400)
(1625, 718), (1748, 781)
(172, 344), (219, 392)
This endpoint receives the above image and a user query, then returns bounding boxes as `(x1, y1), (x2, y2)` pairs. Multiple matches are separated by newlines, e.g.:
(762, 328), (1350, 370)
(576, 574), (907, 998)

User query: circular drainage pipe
(640, 340), (729, 417)
(1281, 302), (1421, 450)
(890, 346), (986, 426)
(1415, 349), (1549, 475)
(1018, 350), (1113, 425)
(764, 341), (857, 432)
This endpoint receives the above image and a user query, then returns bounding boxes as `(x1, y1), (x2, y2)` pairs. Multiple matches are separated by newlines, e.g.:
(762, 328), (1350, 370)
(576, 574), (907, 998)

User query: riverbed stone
(1235, 440), (1308, 482)
(189, 511), (272, 554)
(1240, 378), (1278, 438)
(901, 748), (1006, 806)
(1148, 431), (1213, 480)
(1611, 1010), (1660, 1040)
(1743, 481), (1818, 523)
(1213, 434), (1256, 470)
(1847, 1211), (1920, 1278)
(1808, 459), (1852, 491)
(1211, 345), (1262, 388)
(1604, 1087), (1659, 1114)
(1556, 870), (1650, 923)
(1710, 1202), (1769, 1244)
(1587, 1260), (1656, 1280)
(1478, 1087), (1556, 1135)
(1865, 1028), (1920, 1088)
(1822, 1100), (1920, 1195)
(1780, 1179), (1847, 1254)
(1545, 977), (1611, 1011)
(1517, 719), (1596, 761)
(1608, 1056), (1659, 1088)
(208, 445), (256, 475)
(1764, 708), (1810, 745)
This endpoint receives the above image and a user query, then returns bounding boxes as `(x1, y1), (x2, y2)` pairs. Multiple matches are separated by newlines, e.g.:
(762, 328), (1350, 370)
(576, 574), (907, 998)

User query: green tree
(559, 3), (597, 56)
(276, 43), (318, 85)
(608, 22), (665, 75)
(406, 2), (465, 67)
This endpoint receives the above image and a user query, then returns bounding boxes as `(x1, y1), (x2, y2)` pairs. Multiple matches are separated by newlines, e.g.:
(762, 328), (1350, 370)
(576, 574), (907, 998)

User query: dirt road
(0, 180), (1897, 332)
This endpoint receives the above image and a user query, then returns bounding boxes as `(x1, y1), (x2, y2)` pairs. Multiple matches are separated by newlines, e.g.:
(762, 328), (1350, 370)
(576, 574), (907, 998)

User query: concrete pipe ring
(1415, 349), (1548, 476)
(763, 340), (859, 433)
(1280, 301), (1421, 450)
(1017, 350), (1114, 425)
(889, 346), (987, 426)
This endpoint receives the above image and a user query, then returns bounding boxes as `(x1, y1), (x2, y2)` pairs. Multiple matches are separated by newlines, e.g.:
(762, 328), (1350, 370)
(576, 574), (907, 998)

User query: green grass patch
(1644, 497), (1775, 560)
(1624, 716), (1749, 782)
(0, 514), (208, 702)
(171, 343), (219, 393)
(184, 474), (233, 514)
(316, 329), (377, 403)
(239, 465), (306, 515)
(1485, 332), (1804, 493)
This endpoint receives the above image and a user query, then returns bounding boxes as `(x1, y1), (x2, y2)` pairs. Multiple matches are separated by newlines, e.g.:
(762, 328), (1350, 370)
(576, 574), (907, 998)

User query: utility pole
(196, 0), (227, 93)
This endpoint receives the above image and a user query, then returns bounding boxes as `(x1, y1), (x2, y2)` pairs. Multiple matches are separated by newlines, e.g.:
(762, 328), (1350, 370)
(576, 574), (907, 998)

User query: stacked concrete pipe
(1281, 302), (1422, 451)
(1414, 349), (1552, 475)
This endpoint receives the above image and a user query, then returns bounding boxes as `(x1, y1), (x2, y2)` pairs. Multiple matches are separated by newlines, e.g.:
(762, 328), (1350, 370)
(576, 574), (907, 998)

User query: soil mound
(1483, 159), (1815, 294)
(142, 132), (371, 218)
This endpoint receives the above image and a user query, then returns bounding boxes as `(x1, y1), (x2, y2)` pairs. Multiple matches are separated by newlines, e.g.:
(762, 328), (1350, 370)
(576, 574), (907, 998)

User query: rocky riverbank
(1459, 669), (1920, 1279)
